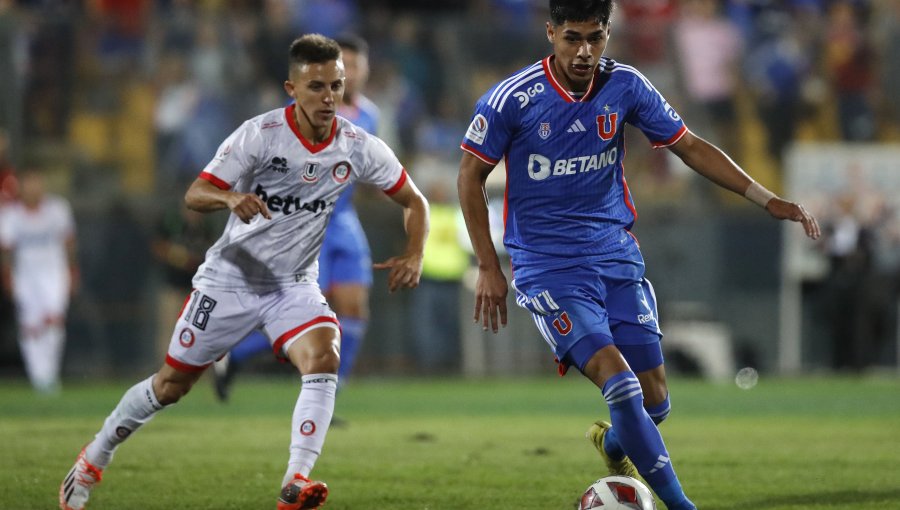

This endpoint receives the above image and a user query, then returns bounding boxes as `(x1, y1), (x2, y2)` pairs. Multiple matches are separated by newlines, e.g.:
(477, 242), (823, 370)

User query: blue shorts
(512, 242), (663, 374)
(317, 208), (372, 292)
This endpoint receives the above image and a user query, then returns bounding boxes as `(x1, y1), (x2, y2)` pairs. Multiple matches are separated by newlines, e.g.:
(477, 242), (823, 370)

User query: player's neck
(293, 107), (331, 143)
(550, 56), (590, 94)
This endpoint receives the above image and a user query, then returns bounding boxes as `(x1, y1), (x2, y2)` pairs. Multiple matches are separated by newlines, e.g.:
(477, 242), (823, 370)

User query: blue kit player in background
(457, 1), (820, 509)
(216, 35), (378, 400)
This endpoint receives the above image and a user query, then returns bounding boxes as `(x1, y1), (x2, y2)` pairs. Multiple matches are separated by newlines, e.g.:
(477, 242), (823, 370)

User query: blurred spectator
(674, 0), (744, 161)
(295, 0), (359, 38)
(618, 0), (677, 89)
(0, 129), (17, 205)
(745, 11), (809, 164)
(824, 0), (877, 141)
(876, 0), (900, 131)
(151, 203), (220, 358)
(416, 98), (467, 163)
(0, 128), (17, 370)
(91, 199), (152, 373)
(858, 195), (900, 368)
(256, 0), (300, 91)
(0, 168), (77, 392)
(411, 181), (468, 374)
(0, 0), (24, 150)
(819, 192), (875, 371)
(23, 1), (76, 138)
(153, 52), (200, 190)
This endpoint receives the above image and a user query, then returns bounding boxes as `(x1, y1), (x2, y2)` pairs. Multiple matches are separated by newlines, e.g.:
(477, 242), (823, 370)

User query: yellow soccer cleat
(587, 421), (640, 479)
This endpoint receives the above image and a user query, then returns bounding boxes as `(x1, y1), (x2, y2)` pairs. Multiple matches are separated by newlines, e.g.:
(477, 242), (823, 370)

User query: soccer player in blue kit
(457, 1), (820, 509)
(216, 35), (379, 399)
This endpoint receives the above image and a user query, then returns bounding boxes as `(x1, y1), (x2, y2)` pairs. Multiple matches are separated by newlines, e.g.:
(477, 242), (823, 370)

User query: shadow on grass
(704, 488), (900, 510)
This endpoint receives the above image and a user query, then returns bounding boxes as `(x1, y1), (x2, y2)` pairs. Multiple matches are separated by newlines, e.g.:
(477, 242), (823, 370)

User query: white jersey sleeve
(357, 133), (406, 194)
(199, 120), (264, 189)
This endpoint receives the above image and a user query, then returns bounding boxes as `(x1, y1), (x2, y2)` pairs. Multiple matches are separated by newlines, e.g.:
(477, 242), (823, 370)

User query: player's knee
(330, 286), (370, 319)
(298, 347), (340, 375)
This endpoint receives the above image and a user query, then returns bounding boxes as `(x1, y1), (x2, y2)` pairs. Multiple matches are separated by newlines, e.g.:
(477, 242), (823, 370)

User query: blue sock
(230, 331), (270, 364)
(603, 371), (695, 510)
(603, 394), (671, 460)
(337, 317), (367, 382)
(646, 394), (671, 425)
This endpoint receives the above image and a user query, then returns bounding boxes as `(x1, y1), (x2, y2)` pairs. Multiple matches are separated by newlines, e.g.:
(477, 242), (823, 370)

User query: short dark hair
(334, 33), (368, 57)
(549, 0), (613, 25)
(289, 34), (342, 69)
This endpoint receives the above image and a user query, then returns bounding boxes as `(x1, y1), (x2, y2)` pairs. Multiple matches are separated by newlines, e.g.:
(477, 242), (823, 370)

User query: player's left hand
(373, 253), (423, 292)
(766, 198), (820, 240)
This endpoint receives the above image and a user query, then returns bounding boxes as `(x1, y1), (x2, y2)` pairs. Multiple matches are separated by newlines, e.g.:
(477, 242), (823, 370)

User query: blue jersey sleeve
(627, 71), (687, 148)
(460, 96), (516, 165)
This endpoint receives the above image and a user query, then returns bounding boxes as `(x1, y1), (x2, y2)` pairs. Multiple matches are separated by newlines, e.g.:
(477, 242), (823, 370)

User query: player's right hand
(227, 193), (272, 224)
(766, 198), (820, 240)
(474, 266), (508, 333)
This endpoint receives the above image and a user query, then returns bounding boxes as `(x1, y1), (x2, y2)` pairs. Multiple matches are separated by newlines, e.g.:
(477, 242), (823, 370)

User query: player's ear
(546, 21), (554, 44)
(283, 80), (295, 97)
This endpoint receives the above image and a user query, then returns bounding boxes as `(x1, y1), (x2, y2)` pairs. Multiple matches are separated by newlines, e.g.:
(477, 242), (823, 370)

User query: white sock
(283, 373), (337, 486)
(18, 329), (45, 390)
(85, 375), (167, 469)
(20, 325), (64, 392)
(45, 325), (64, 387)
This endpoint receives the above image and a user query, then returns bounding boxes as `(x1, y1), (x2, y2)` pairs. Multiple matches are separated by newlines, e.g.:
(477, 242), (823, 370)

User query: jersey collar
(285, 104), (337, 154)
(542, 55), (598, 103)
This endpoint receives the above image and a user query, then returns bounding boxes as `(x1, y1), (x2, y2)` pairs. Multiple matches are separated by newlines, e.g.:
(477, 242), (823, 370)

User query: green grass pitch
(3, 374), (899, 509)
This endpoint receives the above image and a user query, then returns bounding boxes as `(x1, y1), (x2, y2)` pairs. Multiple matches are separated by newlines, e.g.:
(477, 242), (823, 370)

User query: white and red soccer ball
(579, 476), (656, 510)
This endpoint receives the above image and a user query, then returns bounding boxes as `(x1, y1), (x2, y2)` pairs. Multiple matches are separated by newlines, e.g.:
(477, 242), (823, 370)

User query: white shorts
(165, 284), (339, 372)
(13, 271), (70, 329)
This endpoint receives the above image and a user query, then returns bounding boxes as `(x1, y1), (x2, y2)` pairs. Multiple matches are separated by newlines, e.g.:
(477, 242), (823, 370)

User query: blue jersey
(334, 95), (380, 213)
(461, 56), (686, 278)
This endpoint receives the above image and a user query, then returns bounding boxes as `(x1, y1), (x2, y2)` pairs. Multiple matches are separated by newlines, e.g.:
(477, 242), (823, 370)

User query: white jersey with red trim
(0, 196), (74, 323)
(193, 104), (406, 293)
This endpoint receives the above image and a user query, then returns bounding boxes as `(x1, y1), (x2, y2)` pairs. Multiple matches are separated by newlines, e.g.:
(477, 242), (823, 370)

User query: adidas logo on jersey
(566, 119), (587, 133)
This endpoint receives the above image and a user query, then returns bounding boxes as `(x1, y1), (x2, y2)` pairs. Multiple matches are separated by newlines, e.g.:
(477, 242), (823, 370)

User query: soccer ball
(579, 476), (656, 510)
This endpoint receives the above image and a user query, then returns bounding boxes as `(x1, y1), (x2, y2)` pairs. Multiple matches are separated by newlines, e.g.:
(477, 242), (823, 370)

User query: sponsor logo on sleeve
(465, 114), (489, 145)
(179, 328), (195, 348)
(214, 145), (232, 161)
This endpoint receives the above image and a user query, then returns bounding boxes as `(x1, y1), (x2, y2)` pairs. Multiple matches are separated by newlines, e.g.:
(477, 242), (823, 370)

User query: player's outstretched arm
(375, 177), (429, 292)
(184, 177), (271, 224)
(668, 131), (820, 240)
(458, 152), (508, 333)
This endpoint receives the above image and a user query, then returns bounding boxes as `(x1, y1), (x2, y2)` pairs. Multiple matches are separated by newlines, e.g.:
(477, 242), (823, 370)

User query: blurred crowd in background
(1, 0), (899, 382)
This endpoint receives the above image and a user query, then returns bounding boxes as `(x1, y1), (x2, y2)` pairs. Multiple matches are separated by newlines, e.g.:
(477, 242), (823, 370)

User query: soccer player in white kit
(0, 169), (78, 393)
(60, 34), (429, 510)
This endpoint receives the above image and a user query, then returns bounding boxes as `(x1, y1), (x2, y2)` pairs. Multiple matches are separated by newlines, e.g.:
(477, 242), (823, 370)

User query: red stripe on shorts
(272, 316), (340, 360)
(165, 354), (210, 373)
